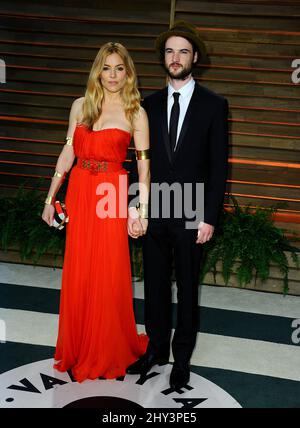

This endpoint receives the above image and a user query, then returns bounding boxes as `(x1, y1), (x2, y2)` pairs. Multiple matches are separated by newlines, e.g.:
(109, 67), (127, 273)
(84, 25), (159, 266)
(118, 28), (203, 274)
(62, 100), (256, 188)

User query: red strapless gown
(53, 125), (148, 382)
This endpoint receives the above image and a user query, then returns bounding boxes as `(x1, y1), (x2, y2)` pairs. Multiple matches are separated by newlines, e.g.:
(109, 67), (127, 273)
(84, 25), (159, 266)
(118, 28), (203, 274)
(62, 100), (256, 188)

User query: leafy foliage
(0, 181), (65, 266)
(200, 195), (299, 294)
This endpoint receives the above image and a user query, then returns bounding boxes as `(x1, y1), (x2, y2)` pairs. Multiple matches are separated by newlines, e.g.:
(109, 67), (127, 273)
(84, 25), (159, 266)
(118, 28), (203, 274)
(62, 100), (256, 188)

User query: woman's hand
(127, 208), (148, 238)
(128, 208), (142, 239)
(42, 204), (55, 227)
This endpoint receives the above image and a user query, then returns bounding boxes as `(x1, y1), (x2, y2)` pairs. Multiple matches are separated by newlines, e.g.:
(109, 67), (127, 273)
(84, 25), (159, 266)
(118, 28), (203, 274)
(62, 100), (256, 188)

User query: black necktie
(169, 92), (180, 153)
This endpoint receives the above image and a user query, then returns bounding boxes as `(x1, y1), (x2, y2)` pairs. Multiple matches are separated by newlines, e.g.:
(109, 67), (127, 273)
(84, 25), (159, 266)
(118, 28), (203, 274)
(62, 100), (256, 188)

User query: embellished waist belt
(77, 158), (123, 174)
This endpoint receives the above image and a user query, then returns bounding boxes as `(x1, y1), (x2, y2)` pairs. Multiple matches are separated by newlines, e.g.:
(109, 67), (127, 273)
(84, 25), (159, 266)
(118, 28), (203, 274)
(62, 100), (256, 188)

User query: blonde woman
(42, 42), (150, 382)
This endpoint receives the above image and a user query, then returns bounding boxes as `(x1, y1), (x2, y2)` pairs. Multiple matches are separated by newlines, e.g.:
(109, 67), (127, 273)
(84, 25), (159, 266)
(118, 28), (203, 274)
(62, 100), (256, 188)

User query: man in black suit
(127, 21), (229, 390)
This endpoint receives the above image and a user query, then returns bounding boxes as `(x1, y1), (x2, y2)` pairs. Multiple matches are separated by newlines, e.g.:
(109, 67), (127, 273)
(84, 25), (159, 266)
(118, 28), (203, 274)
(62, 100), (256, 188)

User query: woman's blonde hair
(81, 42), (141, 130)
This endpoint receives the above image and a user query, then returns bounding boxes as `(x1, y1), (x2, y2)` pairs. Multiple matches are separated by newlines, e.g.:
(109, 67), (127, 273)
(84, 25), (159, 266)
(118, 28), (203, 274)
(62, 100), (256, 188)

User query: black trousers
(142, 221), (203, 366)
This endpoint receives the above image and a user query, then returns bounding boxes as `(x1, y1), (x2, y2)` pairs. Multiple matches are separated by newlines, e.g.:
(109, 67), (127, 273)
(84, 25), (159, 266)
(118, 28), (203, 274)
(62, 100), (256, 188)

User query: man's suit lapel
(159, 87), (172, 164)
(173, 84), (201, 161)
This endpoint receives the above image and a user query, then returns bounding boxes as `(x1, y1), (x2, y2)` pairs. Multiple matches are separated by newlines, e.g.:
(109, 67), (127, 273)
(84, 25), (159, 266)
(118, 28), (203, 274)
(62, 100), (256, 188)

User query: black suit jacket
(131, 82), (229, 227)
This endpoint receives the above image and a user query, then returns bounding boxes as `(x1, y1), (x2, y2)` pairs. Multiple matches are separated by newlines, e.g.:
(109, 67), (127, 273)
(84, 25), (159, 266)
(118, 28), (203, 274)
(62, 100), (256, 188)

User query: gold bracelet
(65, 136), (73, 146)
(135, 149), (150, 160)
(53, 170), (64, 179)
(137, 202), (148, 219)
(44, 195), (54, 205)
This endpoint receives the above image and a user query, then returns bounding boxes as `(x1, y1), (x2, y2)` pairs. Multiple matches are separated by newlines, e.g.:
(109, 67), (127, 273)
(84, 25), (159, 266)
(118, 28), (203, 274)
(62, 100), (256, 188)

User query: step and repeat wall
(0, 0), (299, 240)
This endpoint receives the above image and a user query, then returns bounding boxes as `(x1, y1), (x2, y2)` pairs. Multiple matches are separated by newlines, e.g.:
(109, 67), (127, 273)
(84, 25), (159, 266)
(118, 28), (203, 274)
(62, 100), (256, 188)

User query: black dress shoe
(169, 364), (190, 390)
(126, 353), (169, 375)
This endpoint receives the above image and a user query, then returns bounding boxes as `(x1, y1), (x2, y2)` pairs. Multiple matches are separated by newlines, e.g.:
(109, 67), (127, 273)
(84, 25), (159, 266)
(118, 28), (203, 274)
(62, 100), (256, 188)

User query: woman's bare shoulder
(133, 106), (148, 125)
(72, 97), (84, 111)
(137, 105), (147, 117)
(70, 97), (85, 121)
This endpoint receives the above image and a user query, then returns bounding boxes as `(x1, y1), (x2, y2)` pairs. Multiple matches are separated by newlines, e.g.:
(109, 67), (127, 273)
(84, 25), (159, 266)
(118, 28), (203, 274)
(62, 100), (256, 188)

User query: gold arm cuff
(137, 202), (148, 219)
(65, 136), (73, 146)
(135, 149), (150, 160)
(44, 195), (54, 205)
(53, 170), (64, 179)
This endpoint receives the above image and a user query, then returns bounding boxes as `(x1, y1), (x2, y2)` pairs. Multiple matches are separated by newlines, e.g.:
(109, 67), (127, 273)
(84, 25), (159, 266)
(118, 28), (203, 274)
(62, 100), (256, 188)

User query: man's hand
(196, 221), (214, 244)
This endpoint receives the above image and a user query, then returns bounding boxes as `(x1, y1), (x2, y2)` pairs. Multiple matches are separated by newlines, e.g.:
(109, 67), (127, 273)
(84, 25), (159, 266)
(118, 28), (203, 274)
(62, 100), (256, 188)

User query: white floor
(1, 261), (299, 317)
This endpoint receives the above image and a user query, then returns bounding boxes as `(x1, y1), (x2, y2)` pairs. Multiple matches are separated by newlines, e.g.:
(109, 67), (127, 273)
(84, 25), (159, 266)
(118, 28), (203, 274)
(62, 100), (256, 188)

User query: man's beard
(164, 62), (193, 80)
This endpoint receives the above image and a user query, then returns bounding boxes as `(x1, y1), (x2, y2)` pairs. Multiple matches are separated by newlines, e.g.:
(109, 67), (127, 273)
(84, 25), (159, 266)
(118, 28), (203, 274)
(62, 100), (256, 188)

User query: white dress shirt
(167, 78), (195, 150)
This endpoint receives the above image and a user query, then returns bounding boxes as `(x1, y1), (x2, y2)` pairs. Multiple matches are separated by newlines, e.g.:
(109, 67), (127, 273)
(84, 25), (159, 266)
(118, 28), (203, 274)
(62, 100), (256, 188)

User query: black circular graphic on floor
(64, 396), (142, 408)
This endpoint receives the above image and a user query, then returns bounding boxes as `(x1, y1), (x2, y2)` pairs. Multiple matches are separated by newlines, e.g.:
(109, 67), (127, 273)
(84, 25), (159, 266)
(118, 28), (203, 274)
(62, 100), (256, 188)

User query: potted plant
(0, 180), (65, 266)
(199, 195), (299, 294)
